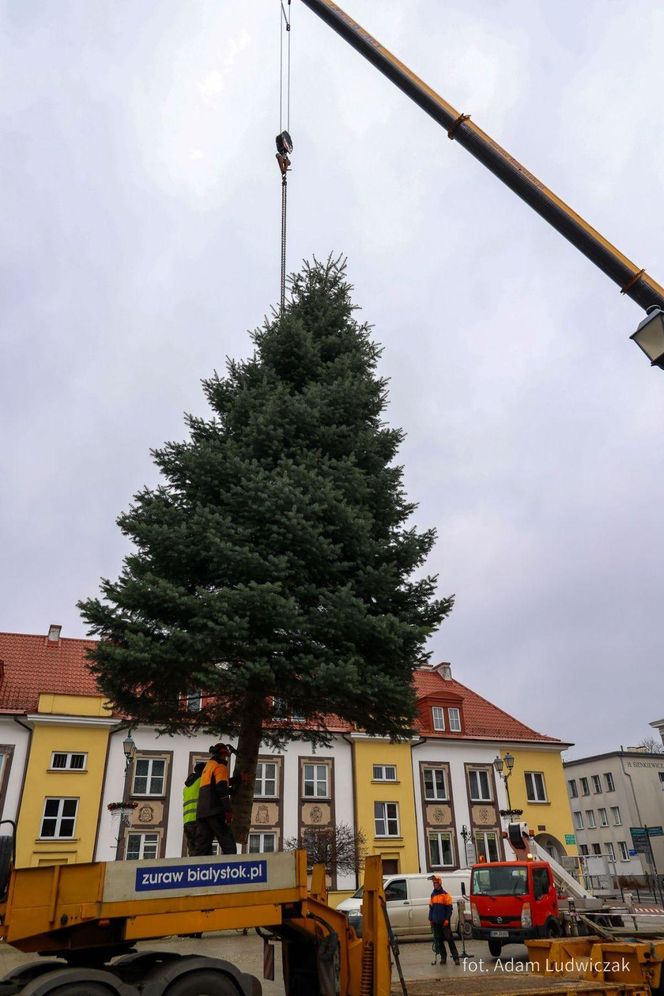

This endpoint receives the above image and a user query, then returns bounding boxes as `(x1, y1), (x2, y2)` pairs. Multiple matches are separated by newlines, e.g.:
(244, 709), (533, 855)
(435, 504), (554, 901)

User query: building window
(373, 765), (397, 782)
(448, 708), (461, 732)
(525, 772), (548, 803)
(374, 802), (400, 837)
(568, 779), (578, 798)
(585, 810), (596, 829)
(255, 762), (278, 798)
(659, 772), (664, 790)
(605, 842), (615, 861)
(580, 777), (590, 796)
(592, 843), (602, 856)
(598, 808), (608, 827)
(303, 763), (329, 798)
(432, 707), (445, 732)
(475, 831), (500, 862)
(611, 806), (622, 826)
(428, 832), (455, 867)
(468, 768), (492, 802)
(50, 752), (87, 771)
(126, 832), (160, 860)
(617, 841), (629, 861)
(184, 691), (202, 712)
(604, 772), (615, 792)
(579, 844), (589, 856)
(132, 758), (166, 796)
(423, 767), (448, 801)
(248, 832), (277, 853)
(591, 775), (602, 794)
(573, 811), (583, 830)
(40, 798), (78, 839)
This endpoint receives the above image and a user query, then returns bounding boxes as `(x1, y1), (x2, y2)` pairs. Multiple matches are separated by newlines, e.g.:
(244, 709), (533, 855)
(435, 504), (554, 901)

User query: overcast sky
(2, 1), (663, 759)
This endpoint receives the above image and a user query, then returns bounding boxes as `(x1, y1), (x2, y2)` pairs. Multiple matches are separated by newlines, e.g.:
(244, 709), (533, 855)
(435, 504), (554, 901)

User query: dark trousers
(183, 822), (198, 855)
(194, 814), (236, 855)
(432, 921), (459, 962)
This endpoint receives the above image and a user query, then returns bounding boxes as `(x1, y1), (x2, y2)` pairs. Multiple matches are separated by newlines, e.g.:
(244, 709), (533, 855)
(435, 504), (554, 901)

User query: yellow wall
(353, 739), (420, 874)
(16, 696), (113, 867)
(502, 747), (578, 856)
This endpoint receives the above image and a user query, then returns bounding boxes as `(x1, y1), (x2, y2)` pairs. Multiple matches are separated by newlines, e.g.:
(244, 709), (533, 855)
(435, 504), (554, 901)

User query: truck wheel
(163, 970), (239, 995)
(488, 940), (502, 957)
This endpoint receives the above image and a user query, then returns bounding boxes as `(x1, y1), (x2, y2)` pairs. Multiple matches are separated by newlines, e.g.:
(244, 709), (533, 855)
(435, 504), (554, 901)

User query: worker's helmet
(209, 743), (230, 759)
(431, 875), (442, 885)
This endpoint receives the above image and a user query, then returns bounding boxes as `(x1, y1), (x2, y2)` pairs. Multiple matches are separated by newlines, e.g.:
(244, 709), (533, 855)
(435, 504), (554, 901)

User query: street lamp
(493, 752), (515, 812)
(122, 733), (136, 771)
(631, 306), (664, 369)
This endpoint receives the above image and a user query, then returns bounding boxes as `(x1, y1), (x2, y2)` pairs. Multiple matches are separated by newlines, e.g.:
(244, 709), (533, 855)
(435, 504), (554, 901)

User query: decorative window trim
(423, 766), (448, 801)
(131, 756), (168, 797)
(468, 767), (492, 802)
(302, 761), (330, 799)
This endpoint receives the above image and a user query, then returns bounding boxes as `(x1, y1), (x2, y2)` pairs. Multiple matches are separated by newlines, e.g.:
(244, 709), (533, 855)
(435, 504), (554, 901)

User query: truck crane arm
(299, 0), (664, 319)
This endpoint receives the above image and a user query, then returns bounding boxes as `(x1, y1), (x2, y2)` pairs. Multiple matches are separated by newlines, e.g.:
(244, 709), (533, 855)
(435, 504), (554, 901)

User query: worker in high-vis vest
(429, 875), (460, 966)
(182, 760), (206, 855)
(194, 743), (237, 855)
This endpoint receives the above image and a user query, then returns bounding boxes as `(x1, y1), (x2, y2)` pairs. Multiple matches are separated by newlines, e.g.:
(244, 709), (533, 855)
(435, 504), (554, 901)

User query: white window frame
(40, 797), (78, 839)
(617, 840), (629, 861)
(591, 774), (602, 794)
(525, 771), (548, 803)
(598, 808), (609, 827)
(132, 757), (167, 797)
(255, 762), (278, 798)
(468, 768), (492, 802)
(126, 831), (160, 860)
(372, 764), (397, 782)
(604, 772), (615, 792)
(248, 831), (277, 853)
(303, 763), (329, 799)
(611, 806), (622, 826)
(428, 831), (455, 868)
(568, 779), (578, 798)
(585, 810), (596, 828)
(49, 751), (87, 771)
(605, 842), (615, 861)
(573, 811), (583, 830)
(374, 801), (400, 838)
(448, 708), (461, 732)
(475, 830), (500, 862)
(423, 767), (448, 801)
(432, 707), (445, 731)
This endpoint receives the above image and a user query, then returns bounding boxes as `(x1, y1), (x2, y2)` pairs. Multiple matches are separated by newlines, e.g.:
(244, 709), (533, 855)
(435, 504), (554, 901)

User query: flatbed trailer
(0, 850), (391, 995)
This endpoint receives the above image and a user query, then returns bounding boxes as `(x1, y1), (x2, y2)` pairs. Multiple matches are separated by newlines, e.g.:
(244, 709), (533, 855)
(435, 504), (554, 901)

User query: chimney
(435, 662), (453, 681)
(47, 624), (62, 643)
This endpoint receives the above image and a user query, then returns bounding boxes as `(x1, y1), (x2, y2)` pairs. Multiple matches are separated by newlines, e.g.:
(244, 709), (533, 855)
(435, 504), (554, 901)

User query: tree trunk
(231, 693), (266, 845)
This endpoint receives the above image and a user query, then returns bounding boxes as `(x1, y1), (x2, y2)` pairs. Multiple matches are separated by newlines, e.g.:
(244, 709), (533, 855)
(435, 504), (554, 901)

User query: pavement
(0, 933), (618, 994)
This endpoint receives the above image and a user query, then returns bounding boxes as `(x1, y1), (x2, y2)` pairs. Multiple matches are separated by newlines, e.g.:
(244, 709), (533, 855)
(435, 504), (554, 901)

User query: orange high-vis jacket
(196, 758), (231, 819)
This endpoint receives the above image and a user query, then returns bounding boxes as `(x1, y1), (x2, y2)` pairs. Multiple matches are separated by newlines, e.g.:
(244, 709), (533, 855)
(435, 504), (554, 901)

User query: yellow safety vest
(183, 777), (201, 825)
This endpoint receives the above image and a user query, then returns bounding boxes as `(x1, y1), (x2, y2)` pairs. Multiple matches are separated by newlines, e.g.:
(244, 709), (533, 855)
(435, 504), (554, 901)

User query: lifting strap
(277, 0), (292, 313)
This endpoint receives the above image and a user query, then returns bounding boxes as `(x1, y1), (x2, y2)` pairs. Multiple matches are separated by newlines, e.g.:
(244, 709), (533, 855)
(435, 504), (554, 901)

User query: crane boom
(300, 0), (664, 315)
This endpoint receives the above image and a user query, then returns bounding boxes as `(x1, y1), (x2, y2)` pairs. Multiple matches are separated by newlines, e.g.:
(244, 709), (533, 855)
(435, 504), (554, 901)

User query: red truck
(469, 858), (562, 957)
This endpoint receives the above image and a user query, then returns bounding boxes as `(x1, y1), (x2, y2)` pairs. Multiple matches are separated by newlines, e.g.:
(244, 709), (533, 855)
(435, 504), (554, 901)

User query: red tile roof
(413, 668), (563, 745)
(0, 631), (99, 713)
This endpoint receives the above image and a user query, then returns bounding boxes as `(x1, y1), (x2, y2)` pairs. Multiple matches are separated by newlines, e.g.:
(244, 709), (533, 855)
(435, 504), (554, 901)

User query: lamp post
(631, 306), (664, 369)
(122, 733), (136, 772)
(493, 751), (518, 817)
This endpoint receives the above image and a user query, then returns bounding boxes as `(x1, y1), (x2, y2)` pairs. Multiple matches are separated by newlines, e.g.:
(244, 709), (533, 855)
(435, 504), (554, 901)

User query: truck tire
(163, 971), (239, 996)
(488, 940), (502, 957)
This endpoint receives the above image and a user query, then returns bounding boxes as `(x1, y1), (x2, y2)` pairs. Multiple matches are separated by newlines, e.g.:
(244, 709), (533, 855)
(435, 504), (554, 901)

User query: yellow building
(497, 745), (578, 862)
(350, 735), (420, 876)
(15, 693), (116, 868)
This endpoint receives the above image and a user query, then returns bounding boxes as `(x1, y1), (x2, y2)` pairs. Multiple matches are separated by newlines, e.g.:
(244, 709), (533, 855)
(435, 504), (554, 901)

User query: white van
(336, 870), (471, 940)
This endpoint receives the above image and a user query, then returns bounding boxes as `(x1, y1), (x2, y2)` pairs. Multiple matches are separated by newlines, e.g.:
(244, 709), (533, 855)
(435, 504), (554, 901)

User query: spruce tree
(78, 257), (453, 841)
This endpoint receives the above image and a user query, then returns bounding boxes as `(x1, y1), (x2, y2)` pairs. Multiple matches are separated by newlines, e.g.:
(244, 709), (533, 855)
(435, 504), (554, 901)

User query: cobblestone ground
(0, 934), (606, 994)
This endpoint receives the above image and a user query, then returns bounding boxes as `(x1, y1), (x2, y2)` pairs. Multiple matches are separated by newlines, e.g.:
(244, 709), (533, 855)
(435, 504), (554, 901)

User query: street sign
(628, 849), (638, 857)
(630, 827), (648, 840)
(564, 834), (576, 845)
(647, 826), (664, 837)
